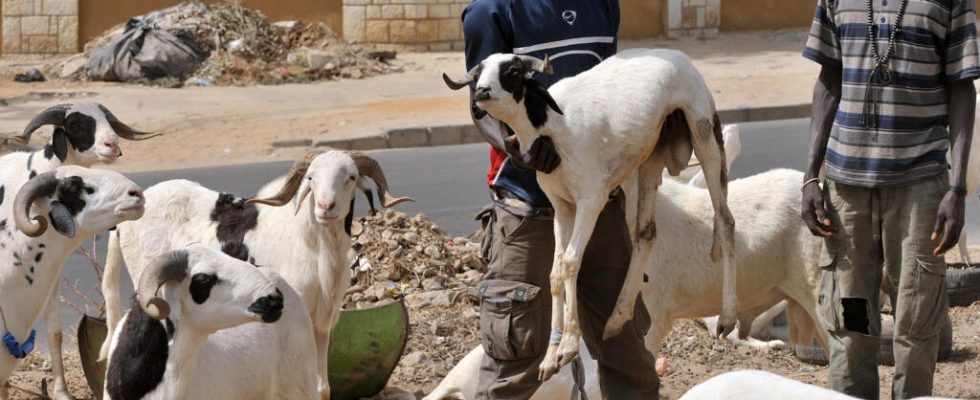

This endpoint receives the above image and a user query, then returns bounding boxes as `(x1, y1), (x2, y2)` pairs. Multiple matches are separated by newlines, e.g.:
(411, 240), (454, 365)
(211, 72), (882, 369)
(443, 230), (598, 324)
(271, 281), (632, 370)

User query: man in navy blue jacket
(462, 1), (660, 398)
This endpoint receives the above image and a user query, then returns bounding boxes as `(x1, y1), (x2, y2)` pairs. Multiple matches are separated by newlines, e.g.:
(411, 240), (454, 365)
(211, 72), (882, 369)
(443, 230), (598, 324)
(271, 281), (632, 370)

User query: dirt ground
(0, 30), (817, 174)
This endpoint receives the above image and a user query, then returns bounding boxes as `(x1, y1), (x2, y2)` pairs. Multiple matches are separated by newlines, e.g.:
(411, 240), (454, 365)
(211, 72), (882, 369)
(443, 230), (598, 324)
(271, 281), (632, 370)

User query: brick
(365, 20), (389, 42)
(696, 6), (705, 27)
(343, 5), (366, 42)
(689, 0), (705, 6)
(3, 17), (21, 38)
(450, 4), (463, 18)
(366, 5), (381, 19)
(416, 19), (438, 42)
(451, 40), (464, 51)
(343, 0), (371, 5)
(33, 0), (41, 14)
(404, 5), (427, 19)
(28, 35), (57, 53)
(668, 0), (682, 29)
(381, 5), (403, 19)
(3, 0), (35, 16)
(681, 6), (696, 28)
(438, 18), (460, 41)
(57, 15), (77, 52)
(389, 20), (416, 42)
(705, 6), (719, 27)
(3, 34), (21, 53)
(21, 16), (49, 35)
(42, 0), (76, 15)
(428, 4), (451, 18)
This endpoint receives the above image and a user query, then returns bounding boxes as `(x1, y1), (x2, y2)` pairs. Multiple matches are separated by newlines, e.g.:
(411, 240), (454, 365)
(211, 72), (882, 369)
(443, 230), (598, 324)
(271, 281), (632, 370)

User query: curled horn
(137, 250), (190, 320)
(12, 172), (59, 237)
(346, 151), (414, 208)
(11, 104), (70, 144)
(97, 104), (161, 141)
(442, 64), (483, 90)
(245, 150), (324, 208)
(517, 54), (553, 75)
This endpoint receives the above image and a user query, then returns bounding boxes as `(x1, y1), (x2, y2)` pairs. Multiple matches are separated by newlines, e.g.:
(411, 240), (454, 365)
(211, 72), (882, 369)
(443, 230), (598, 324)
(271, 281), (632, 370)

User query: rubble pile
(58, 1), (402, 86)
(344, 209), (486, 309)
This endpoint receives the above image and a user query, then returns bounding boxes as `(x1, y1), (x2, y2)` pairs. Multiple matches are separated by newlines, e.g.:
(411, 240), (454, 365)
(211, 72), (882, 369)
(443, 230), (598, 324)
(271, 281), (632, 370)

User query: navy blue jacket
(462, 0), (620, 207)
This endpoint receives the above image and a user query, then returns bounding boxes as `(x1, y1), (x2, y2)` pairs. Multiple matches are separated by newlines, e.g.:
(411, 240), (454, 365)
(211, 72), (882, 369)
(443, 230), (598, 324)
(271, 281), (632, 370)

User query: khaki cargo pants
(819, 174), (949, 400)
(474, 190), (659, 400)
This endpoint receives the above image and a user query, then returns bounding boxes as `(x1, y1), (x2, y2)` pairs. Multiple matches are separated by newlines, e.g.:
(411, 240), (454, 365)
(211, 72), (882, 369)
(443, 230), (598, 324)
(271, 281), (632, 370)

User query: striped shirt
(804, 0), (980, 187)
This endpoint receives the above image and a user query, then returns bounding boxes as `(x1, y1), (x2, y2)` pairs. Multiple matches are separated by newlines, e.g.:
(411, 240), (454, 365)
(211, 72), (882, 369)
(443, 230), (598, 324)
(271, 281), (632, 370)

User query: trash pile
(344, 210), (485, 392)
(57, 1), (401, 86)
(344, 209), (486, 309)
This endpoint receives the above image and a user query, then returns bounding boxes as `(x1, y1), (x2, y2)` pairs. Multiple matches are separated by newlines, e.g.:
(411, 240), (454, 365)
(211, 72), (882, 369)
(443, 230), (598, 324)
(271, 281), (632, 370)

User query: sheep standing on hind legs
(444, 49), (737, 379)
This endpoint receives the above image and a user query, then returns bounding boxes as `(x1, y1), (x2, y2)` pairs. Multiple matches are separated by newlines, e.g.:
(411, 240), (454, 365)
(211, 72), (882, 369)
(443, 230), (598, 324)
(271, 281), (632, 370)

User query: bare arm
(801, 65), (843, 237)
(931, 79), (975, 255)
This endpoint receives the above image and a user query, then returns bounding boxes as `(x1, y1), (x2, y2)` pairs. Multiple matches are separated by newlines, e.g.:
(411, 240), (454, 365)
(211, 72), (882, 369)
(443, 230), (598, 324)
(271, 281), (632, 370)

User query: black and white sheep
(0, 167), (145, 400)
(103, 244), (316, 400)
(100, 150), (412, 400)
(0, 102), (156, 400)
(444, 50), (736, 379)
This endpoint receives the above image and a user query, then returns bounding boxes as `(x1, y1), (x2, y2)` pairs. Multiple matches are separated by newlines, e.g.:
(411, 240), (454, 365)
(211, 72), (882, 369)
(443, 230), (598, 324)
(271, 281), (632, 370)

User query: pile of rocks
(344, 209), (485, 309)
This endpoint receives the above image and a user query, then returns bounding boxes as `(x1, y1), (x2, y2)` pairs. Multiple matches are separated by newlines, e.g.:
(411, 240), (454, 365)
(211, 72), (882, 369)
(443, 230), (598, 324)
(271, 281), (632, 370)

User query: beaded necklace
(861, 0), (909, 129)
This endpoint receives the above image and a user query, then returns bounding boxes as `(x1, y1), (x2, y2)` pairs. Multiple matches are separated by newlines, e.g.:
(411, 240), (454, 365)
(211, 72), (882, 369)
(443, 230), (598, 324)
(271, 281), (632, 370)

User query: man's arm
(801, 65), (843, 237)
(932, 79), (975, 255)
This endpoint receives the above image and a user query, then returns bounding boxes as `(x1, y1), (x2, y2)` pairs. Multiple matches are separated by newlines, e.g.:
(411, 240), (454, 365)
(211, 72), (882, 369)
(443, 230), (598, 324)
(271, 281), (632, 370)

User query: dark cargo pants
(475, 191), (659, 400)
(819, 174), (949, 400)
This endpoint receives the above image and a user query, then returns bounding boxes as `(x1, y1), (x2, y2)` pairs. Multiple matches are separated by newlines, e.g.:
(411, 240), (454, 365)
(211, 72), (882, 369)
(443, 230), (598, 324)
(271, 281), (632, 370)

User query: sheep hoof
(716, 316), (736, 338)
(538, 345), (561, 382)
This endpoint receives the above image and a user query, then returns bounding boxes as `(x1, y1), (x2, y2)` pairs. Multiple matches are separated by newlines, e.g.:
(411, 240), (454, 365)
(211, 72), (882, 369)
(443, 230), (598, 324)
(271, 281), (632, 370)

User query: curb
(273, 103), (813, 151)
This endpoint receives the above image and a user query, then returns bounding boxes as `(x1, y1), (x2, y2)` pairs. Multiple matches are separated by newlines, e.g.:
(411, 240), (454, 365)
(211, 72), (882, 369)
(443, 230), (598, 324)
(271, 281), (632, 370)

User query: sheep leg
(44, 287), (73, 400)
(690, 114), (737, 338)
(316, 330), (332, 400)
(364, 189), (377, 214)
(100, 231), (124, 362)
(544, 196), (606, 379)
(604, 155), (663, 340)
(779, 283), (829, 350)
(540, 199), (574, 382)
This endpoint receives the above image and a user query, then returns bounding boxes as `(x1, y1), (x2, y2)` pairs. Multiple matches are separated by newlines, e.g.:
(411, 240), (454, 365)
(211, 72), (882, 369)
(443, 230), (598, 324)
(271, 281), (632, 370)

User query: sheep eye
(84, 186), (95, 195)
(348, 175), (356, 182)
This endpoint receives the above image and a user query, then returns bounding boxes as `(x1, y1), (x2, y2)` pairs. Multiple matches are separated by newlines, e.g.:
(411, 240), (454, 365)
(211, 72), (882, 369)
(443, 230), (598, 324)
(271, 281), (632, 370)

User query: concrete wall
(721, 0), (813, 31)
(78, 0), (342, 50)
(620, 0), (664, 39)
(2, 0), (77, 54)
(342, 0), (468, 52)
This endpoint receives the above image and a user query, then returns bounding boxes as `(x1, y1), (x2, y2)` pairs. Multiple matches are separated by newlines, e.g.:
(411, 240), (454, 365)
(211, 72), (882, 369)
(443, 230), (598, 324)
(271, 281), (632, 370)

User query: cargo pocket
(477, 279), (546, 361)
(908, 242), (948, 339)
(817, 241), (843, 332)
(475, 205), (494, 264)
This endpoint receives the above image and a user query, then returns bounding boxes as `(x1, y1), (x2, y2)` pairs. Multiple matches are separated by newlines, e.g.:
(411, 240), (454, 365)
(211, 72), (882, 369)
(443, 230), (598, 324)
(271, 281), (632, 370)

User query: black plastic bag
(85, 19), (209, 82)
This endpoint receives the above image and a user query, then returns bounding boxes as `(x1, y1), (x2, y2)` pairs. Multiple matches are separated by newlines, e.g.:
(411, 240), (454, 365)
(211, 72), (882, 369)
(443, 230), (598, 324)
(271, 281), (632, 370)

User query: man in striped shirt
(802, 0), (977, 398)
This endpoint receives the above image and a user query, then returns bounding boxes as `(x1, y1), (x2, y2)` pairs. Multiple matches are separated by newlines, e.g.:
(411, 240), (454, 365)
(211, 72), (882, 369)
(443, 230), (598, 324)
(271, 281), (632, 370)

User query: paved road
(51, 118), (980, 348)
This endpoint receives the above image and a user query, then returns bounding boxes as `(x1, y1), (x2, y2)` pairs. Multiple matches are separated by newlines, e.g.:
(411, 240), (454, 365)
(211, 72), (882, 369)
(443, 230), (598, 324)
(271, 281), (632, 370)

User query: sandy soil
(0, 30), (818, 173)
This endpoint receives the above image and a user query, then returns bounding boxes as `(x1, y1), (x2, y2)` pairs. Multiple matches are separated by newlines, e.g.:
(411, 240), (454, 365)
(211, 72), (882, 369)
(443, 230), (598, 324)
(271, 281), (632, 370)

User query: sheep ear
(344, 198), (355, 236)
(52, 129), (69, 162)
(526, 80), (562, 115)
(293, 179), (312, 216)
(48, 202), (75, 238)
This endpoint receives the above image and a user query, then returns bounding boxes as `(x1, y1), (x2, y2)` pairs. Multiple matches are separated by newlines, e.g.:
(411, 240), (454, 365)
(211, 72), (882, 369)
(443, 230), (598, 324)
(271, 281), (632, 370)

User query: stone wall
(667, 0), (720, 38)
(343, 0), (467, 52)
(2, 0), (78, 54)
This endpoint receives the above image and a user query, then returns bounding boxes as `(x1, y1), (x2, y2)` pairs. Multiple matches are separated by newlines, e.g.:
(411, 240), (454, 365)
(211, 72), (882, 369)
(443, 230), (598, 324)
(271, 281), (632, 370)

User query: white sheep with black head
(103, 244), (317, 400)
(443, 49), (737, 379)
(0, 102), (157, 400)
(100, 150), (412, 400)
(0, 167), (145, 400)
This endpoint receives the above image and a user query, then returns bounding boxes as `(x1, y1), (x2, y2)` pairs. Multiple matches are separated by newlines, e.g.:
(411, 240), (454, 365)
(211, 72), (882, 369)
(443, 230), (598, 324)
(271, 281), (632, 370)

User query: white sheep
(0, 167), (145, 400)
(0, 102), (156, 400)
(100, 150), (412, 400)
(678, 370), (955, 400)
(425, 168), (826, 400)
(443, 49), (737, 379)
(103, 244), (317, 400)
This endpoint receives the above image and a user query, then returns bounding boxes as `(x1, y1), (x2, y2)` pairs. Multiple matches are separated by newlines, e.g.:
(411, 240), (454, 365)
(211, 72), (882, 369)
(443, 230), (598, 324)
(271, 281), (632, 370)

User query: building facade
(1, 0), (816, 56)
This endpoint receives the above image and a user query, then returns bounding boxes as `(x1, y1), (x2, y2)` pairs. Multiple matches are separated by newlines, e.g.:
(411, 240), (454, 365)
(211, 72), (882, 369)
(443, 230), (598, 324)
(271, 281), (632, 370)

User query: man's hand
(931, 191), (965, 256)
(801, 182), (837, 237)
(504, 135), (561, 173)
